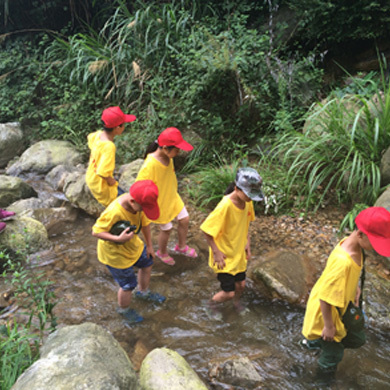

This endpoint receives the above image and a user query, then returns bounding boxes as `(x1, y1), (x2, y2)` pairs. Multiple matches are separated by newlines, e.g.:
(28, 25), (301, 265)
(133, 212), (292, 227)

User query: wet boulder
(375, 187), (390, 210)
(248, 250), (317, 307)
(208, 356), (263, 389)
(11, 322), (139, 390)
(118, 158), (144, 192)
(63, 169), (104, 217)
(6, 140), (83, 176)
(0, 122), (25, 168)
(139, 347), (208, 390)
(0, 216), (50, 254)
(0, 175), (37, 208)
(13, 205), (78, 237)
(45, 164), (74, 191)
(381, 147), (390, 186)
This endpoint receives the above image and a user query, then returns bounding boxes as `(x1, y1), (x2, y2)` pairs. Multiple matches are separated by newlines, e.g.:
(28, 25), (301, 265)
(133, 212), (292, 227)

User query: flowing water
(7, 179), (390, 389)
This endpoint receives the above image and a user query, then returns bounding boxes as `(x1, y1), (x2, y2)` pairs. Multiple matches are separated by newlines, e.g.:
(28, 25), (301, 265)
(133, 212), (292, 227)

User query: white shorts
(159, 206), (189, 231)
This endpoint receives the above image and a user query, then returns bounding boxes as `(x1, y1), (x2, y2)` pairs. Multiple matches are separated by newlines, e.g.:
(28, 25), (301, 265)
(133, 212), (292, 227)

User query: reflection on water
(40, 213), (390, 390)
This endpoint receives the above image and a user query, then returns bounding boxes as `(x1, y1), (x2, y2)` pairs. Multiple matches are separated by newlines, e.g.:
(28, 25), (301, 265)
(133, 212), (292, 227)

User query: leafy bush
(272, 70), (390, 211)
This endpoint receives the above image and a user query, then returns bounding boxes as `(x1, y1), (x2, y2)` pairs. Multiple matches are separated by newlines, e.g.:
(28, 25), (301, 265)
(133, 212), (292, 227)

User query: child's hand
(116, 228), (134, 243)
(213, 250), (226, 270)
(321, 324), (336, 342)
(105, 176), (117, 186)
(245, 245), (252, 260)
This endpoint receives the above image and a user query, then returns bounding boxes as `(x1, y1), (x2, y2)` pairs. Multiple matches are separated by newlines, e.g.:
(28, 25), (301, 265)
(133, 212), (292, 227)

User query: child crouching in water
(92, 180), (165, 325)
(200, 167), (264, 317)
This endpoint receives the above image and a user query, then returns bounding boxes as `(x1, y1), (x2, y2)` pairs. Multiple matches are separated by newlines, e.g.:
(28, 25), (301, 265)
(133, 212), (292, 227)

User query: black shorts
(217, 272), (246, 292)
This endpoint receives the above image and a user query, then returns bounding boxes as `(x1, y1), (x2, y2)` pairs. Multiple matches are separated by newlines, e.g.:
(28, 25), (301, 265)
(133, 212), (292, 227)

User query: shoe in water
(134, 290), (166, 304)
(206, 300), (223, 321)
(0, 222), (6, 234)
(234, 301), (249, 315)
(299, 338), (321, 350)
(117, 307), (143, 324)
(0, 209), (15, 221)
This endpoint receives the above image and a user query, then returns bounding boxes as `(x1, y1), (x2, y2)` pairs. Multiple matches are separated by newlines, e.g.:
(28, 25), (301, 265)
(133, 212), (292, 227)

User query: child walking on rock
(86, 106), (136, 207)
(136, 127), (198, 266)
(200, 167), (264, 316)
(92, 180), (165, 324)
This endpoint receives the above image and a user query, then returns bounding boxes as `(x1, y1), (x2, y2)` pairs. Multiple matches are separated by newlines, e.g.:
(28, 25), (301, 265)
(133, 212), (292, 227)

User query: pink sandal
(173, 244), (198, 258)
(156, 250), (175, 266)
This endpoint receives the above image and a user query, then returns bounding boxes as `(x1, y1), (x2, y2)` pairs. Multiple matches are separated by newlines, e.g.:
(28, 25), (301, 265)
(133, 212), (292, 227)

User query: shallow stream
(6, 178), (390, 389)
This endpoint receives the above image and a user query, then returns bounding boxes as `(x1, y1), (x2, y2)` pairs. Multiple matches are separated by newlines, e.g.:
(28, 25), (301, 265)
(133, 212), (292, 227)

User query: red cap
(101, 106), (136, 128)
(355, 207), (390, 257)
(130, 180), (159, 220)
(157, 127), (193, 151)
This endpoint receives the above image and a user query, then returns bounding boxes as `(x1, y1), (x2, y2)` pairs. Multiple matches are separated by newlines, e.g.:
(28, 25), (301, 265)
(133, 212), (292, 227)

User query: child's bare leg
(158, 228), (171, 254)
(118, 288), (132, 309)
(177, 215), (189, 249)
(233, 280), (246, 304)
(212, 290), (235, 303)
(137, 265), (152, 292)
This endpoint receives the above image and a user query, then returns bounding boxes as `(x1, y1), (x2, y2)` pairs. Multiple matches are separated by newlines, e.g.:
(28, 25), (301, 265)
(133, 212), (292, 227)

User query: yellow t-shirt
(200, 196), (255, 275)
(85, 130), (118, 207)
(92, 195), (150, 269)
(302, 238), (363, 342)
(136, 154), (184, 224)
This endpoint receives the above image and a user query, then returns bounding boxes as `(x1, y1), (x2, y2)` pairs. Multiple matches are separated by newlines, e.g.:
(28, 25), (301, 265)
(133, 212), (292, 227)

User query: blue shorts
(106, 246), (153, 291)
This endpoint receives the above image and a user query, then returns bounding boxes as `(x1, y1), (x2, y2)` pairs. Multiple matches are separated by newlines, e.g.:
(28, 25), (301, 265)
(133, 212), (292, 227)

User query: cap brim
(124, 114), (137, 123)
(242, 188), (264, 202)
(367, 234), (390, 257)
(176, 140), (193, 151)
(142, 205), (160, 220)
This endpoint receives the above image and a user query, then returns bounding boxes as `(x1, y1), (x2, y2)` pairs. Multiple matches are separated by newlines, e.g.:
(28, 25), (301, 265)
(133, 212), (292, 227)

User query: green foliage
(272, 69), (390, 212)
(0, 244), (58, 389)
(289, 0), (390, 50)
(339, 203), (369, 233)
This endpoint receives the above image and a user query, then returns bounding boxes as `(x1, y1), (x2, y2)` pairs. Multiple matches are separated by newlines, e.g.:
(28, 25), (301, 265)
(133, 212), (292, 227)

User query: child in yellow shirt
(92, 180), (165, 324)
(301, 207), (390, 378)
(136, 127), (197, 266)
(86, 106), (136, 207)
(200, 167), (264, 317)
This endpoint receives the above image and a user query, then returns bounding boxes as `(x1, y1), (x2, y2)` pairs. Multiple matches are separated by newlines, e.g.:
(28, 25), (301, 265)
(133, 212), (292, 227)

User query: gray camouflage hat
(235, 167), (264, 201)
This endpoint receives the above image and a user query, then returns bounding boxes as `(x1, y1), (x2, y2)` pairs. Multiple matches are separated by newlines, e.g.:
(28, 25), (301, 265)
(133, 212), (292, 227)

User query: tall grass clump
(0, 245), (58, 390)
(272, 70), (390, 211)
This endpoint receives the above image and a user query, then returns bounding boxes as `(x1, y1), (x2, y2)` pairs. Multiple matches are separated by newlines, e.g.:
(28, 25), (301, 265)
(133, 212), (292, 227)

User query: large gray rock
(63, 170), (104, 217)
(380, 147), (390, 186)
(45, 164), (74, 191)
(0, 122), (25, 168)
(11, 322), (138, 390)
(118, 159), (144, 192)
(208, 356), (263, 389)
(139, 348), (208, 390)
(6, 140), (83, 176)
(248, 250), (317, 307)
(0, 216), (50, 254)
(0, 175), (37, 208)
(375, 188), (390, 210)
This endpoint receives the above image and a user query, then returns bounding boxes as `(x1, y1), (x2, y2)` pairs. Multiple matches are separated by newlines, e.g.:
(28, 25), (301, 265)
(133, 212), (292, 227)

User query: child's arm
(141, 225), (155, 259)
(92, 228), (134, 244)
(99, 175), (117, 186)
(320, 299), (336, 341)
(245, 234), (252, 260)
(203, 232), (226, 270)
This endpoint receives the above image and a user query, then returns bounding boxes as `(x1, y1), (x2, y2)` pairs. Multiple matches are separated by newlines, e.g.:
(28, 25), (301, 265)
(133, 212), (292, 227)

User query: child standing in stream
(136, 127), (198, 266)
(200, 167), (264, 316)
(86, 106), (136, 207)
(92, 180), (165, 324)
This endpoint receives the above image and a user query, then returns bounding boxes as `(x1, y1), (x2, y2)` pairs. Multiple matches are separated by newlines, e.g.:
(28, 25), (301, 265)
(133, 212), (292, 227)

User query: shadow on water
(30, 209), (390, 390)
